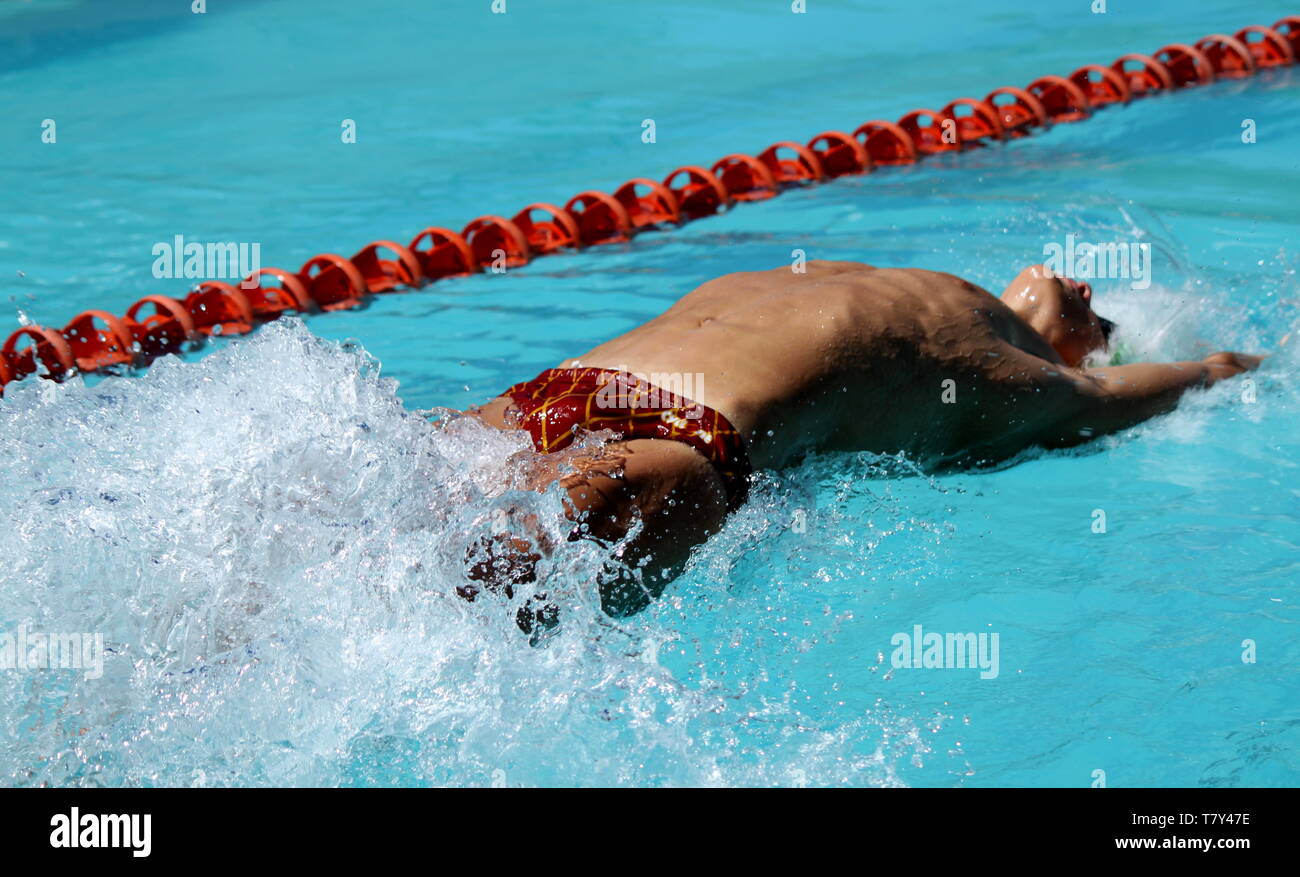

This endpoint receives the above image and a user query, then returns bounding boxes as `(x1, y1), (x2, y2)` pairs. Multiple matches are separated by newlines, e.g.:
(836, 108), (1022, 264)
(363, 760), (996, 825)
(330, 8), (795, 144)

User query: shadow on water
(0, 0), (269, 76)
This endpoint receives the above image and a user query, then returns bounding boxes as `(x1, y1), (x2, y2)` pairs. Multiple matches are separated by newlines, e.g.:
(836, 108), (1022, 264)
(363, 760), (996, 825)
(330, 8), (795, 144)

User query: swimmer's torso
(562, 261), (1064, 468)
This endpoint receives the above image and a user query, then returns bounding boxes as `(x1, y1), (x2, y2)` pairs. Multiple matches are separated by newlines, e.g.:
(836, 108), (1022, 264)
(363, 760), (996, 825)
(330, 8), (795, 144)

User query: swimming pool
(2, 0), (1298, 786)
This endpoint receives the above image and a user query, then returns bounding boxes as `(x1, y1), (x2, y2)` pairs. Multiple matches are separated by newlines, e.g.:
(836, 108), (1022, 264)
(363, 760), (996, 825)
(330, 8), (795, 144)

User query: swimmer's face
(1001, 265), (1113, 367)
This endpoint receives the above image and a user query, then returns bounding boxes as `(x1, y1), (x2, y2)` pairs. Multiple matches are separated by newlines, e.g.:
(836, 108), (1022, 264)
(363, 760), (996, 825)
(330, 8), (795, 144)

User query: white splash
(0, 320), (931, 787)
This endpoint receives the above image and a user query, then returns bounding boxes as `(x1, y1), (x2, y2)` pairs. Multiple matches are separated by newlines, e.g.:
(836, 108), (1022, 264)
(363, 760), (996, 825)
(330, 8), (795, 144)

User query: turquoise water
(1, 0), (1298, 786)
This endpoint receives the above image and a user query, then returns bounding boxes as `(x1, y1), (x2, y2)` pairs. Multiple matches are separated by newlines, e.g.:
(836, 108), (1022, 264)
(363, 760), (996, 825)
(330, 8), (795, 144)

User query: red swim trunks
(501, 367), (752, 509)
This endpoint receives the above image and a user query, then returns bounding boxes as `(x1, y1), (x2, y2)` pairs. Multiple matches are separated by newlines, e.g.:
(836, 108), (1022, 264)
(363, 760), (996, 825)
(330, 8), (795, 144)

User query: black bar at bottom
(0, 787), (1288, 861)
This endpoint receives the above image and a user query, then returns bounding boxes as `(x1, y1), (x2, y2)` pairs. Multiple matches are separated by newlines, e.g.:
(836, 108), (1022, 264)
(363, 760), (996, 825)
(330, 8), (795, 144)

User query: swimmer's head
(1001, 264), (1113, 367)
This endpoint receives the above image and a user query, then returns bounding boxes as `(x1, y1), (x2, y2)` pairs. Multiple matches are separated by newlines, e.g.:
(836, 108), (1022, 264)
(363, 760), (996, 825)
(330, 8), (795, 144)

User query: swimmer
(460, 261), (1263, 623)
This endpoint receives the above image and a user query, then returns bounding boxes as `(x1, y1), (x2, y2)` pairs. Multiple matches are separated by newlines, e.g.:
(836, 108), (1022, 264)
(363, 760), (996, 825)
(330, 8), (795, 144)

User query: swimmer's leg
(558, 438), (729, 616)
(463, 437), (728, 622)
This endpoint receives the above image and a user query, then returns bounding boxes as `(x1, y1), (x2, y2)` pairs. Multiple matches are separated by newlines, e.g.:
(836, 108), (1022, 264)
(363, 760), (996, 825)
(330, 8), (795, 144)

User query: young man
(466, 260), (1262, 620)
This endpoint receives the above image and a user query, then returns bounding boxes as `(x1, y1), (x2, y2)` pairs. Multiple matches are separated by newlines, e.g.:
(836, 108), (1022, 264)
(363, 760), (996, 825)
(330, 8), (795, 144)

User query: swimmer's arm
(1043, 352), (1262, 445)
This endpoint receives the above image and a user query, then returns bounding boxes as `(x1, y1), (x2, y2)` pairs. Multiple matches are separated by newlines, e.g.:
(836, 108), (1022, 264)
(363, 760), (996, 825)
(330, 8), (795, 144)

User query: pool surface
(1, 0), (1298, 786)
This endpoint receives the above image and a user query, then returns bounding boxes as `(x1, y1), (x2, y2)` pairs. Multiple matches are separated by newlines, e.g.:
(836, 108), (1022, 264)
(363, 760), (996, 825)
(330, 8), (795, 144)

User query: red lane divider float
(854, 120), (918, 164)
(408, 227), (476, 279)
(241, 267), (311, 318)
(297, 253), (371, 311)
(462, 215), (531, 268)
(1155, 42), (1217, 87)
(984, 86), (1050, 137)
(1195, 33), (1257, 78)
(1069, 64), (1131, 107)
(807, 130), (873, 175)
(941, 98), (1005, 144)
(1111, 53), (1175, 96)
(184, 282), (256, 336)
(125, 295), (197, 358)
(1236, 24), (1296, 66)
(757, 141), (825, 184)
(614, 178), (681, 227)
(3, 16), (1296, 397)
(1269, 16), (1300, 57)
(1027, 75), (1092, 122)
(63, 310), (136, 371)
(898, 109), (961, 154)
(712, 153), (780, 201)
(352, 240), (422, 292)
(663, 165), (730, 220)
(512, 204), (581, 253)
(3, 326), (75, 383)
(565, 191), (633, 245)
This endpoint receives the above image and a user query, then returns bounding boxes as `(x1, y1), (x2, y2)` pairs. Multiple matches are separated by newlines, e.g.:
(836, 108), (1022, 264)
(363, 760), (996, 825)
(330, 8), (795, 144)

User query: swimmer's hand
(1202, 351), (1265, 383)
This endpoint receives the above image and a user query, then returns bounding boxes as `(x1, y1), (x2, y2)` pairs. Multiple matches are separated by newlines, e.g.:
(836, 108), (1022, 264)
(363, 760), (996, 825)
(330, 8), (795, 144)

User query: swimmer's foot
(459, 532), (541, 602)
(515, 593), (561, 644)
(459, 533), (559, 643)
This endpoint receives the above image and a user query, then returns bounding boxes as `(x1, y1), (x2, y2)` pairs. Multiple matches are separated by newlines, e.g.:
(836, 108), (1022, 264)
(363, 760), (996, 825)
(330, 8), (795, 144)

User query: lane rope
(2, 17), (1296, 395)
